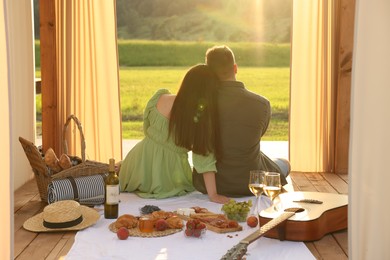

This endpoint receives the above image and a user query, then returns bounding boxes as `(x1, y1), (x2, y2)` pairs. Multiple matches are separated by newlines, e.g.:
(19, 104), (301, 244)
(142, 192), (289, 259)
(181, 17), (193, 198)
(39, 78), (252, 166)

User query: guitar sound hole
(284, 207), (304, 213)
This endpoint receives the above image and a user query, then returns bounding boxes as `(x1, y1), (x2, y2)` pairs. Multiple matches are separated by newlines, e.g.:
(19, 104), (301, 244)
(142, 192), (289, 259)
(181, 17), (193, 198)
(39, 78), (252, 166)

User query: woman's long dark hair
(169, 64), (220, 158)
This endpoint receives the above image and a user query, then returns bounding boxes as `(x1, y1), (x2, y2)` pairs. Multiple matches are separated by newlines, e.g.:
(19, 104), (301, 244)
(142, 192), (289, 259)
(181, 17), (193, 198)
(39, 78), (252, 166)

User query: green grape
(221, 199), (253, 222)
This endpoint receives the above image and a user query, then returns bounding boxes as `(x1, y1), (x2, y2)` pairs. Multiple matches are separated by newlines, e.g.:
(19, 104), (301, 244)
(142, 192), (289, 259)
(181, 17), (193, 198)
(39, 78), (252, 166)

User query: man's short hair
(205, 45), (235, 80)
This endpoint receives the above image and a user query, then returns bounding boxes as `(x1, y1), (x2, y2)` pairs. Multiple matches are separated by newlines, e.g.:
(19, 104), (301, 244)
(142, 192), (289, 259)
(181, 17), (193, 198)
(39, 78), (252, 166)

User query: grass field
(119, 66), (289, 140)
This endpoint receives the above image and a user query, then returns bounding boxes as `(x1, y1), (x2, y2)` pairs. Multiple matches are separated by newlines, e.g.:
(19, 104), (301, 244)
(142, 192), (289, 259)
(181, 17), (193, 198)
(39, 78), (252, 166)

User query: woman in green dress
(119, 64), (229, 203)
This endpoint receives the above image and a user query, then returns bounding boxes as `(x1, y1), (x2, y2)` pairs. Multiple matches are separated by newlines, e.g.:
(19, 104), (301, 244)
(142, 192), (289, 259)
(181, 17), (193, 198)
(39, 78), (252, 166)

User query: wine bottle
(104, 158), (119, 219)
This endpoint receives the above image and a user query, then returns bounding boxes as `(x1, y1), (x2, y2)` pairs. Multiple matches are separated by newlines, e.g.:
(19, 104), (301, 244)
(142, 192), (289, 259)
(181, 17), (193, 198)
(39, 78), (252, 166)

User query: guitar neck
(241, 211), (296, 244)
(221, 211), (296, 260)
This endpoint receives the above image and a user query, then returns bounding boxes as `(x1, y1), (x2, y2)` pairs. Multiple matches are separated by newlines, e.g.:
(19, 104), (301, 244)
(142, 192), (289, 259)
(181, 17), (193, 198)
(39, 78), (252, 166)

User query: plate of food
(109, 210), (184, 238)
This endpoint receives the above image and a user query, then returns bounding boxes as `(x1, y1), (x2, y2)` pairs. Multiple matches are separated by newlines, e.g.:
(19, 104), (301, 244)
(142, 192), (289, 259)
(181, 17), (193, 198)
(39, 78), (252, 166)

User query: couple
(119, 45), (290, 204)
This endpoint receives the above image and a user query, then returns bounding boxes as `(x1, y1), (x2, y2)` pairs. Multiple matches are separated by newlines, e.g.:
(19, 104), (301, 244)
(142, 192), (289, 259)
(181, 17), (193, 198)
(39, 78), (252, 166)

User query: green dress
(119, 89), (217, 199)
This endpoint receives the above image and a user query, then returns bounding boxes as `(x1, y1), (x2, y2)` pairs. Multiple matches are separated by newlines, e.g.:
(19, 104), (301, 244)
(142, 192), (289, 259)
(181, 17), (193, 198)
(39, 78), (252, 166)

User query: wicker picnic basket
(19, 115), (109, 202)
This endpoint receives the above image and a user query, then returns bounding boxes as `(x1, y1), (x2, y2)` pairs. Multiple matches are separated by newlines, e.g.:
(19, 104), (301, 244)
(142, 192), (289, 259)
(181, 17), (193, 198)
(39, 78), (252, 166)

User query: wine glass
(263, 172), (282, 211)
(248, 170), (266, 217)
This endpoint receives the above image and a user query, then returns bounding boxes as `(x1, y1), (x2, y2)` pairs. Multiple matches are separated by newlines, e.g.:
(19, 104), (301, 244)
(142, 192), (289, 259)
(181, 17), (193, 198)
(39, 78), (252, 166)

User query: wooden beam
(335, 0), (355, 174)
(40, 0), (60, 154)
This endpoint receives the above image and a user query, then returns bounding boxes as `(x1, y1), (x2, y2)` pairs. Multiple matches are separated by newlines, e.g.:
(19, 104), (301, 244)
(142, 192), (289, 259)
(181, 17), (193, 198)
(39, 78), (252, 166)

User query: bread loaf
(44, 148), (62, 172)
(59, 154), (72, 169)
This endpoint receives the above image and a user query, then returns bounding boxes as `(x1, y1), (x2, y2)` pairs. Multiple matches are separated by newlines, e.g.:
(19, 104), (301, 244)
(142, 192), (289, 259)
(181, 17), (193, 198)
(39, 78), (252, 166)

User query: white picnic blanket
(65, 192), (315, 260)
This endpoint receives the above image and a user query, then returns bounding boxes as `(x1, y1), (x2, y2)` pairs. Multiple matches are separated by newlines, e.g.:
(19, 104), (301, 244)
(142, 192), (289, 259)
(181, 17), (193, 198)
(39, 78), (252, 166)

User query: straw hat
(23, 200), (100, 232)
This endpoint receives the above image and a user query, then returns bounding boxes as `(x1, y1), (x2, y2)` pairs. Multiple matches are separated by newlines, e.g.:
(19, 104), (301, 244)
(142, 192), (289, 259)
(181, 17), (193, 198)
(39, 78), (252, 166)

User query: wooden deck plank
(304, 242), (321, 259)
(338, 173), (349, 183)
(14, 178), (40, 212)
(14, 198), (46, 258)
(45, 232), (76, 260)
(321, 173), (349, 194)
(56, 231), (77, 259)
(14, 229), (38, 258)
(14, 199), (45, 230)
(304, 173), (338, 193)
(15, 232), (65, 260)
(333, 230), (348, 255)
(289, 172), (317, 191)
(54, 232), (77, 259)
(313, 234), (348, 259)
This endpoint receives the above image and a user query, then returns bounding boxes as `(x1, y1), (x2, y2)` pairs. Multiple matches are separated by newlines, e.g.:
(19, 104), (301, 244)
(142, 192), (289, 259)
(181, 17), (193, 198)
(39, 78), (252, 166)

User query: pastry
(151, 210), (174, 220)
(166, 216), (183, 229)
(115, 214), (138, 229)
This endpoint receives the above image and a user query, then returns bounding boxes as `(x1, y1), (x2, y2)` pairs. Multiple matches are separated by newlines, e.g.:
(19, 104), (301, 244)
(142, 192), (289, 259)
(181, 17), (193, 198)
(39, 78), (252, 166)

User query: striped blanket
(47, 174), (106, 205)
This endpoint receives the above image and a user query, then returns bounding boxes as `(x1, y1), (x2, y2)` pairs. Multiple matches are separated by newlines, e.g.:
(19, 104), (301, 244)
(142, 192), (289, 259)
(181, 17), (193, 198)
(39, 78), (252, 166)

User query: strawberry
(186, 220), (194, 229)
(193, 229), (202, 238)
(185, 228), (193, 237)
(196, 223), (206, 230)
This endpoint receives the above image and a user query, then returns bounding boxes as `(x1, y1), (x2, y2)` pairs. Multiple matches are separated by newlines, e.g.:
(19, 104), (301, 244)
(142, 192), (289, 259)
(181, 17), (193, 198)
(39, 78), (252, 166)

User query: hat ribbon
(43, 215), (83, 229)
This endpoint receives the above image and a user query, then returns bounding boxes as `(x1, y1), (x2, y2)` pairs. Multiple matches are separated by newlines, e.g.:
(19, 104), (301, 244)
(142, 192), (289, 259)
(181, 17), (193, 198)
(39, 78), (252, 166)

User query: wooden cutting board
(176, 212), (243, 233)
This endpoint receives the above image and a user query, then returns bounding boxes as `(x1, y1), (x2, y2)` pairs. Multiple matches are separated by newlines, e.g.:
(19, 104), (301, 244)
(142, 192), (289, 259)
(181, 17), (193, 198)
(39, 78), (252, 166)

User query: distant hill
(34, 0), (291, 43)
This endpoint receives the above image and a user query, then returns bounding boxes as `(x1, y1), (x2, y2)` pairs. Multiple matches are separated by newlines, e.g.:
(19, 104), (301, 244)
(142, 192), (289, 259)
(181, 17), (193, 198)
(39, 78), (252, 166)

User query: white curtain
(55, 0), (122, 162)
(1, 0), (35, 258)
(0, 1), (12, 258)
(5, 0), (36, 190)
(349, 0), (390, 258)
(290, 0), (336, 172)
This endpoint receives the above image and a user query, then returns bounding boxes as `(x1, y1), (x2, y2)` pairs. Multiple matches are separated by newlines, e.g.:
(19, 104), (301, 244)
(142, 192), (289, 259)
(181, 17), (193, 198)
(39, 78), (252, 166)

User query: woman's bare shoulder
(157, 94), (176, 118)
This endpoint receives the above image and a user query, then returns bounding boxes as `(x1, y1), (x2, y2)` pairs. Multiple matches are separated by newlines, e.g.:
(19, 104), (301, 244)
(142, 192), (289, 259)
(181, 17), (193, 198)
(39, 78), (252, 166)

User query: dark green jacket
(193, 81), (287, 197)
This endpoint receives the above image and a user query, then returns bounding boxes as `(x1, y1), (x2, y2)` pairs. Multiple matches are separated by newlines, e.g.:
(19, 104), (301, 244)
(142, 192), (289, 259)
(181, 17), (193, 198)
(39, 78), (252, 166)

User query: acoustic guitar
(221, 191), (348, 260)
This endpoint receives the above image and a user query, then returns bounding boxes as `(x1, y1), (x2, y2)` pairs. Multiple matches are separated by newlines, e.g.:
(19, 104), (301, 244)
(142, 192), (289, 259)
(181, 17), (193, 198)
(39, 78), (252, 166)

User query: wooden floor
(14, 172), (349, 260)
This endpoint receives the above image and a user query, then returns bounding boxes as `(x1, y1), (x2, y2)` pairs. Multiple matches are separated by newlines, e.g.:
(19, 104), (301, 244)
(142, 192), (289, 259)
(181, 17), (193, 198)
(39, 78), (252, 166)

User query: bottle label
(106, 185), (119, 205)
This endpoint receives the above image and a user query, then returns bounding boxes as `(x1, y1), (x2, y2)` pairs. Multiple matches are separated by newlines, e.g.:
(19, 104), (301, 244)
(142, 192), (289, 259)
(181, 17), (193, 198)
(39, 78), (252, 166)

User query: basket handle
(62, 115), (86, 162)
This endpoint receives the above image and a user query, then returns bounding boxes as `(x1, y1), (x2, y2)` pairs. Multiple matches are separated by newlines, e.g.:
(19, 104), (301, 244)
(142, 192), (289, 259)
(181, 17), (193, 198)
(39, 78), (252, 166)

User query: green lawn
(119, 66), (289, 140)
(36, 66), (289, 141)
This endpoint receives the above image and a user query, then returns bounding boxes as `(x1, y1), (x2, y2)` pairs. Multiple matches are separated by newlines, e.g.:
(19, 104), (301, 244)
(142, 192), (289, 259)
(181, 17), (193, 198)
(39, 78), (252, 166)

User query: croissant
(166, 216), (184, 229)
(115, 214), (138, 229)
(151, 210), (174, 220)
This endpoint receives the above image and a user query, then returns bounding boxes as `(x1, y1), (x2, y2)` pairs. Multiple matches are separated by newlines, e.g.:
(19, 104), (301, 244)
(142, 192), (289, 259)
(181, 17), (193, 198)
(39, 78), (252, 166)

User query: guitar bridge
(293, 199), (323, 204)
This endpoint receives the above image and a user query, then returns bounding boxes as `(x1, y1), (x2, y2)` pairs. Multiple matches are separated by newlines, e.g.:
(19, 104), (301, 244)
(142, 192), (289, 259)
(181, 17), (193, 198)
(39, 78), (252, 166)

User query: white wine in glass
(248, 183), (263, 197)
(248, 170), (266, 217)
(263, 172), (281, 211)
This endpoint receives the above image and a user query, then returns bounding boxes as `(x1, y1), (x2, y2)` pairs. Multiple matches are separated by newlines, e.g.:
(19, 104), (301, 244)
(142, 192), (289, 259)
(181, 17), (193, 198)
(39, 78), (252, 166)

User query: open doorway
(33, 0), (292, 158)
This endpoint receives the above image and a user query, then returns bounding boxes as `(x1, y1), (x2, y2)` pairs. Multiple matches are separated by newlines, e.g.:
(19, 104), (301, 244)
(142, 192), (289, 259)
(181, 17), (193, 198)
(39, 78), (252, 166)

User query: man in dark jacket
(193, 45), (290, 197)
